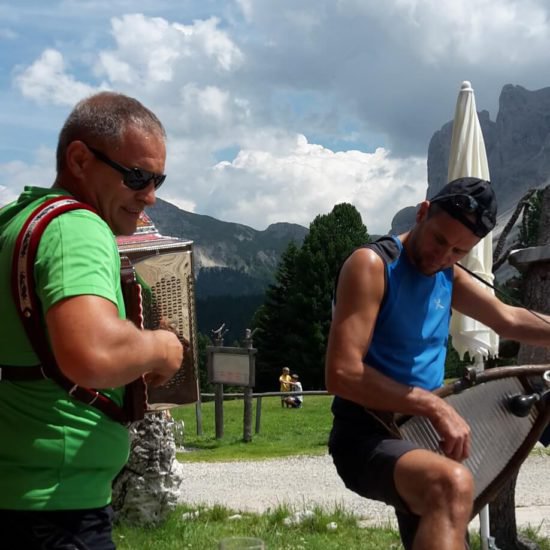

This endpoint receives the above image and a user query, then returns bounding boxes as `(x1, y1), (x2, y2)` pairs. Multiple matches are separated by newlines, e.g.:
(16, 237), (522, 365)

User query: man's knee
(424, 462), (474, 511)
(396, 452), (474, 517)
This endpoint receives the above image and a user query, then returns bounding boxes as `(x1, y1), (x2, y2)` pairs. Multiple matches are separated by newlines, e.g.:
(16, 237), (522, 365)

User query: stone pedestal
(112, 412), (184, 525)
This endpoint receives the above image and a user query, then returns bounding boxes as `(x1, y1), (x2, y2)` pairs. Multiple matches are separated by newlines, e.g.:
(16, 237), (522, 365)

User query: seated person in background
(285, 374), (303, 408)
(279, 366), (292, 407)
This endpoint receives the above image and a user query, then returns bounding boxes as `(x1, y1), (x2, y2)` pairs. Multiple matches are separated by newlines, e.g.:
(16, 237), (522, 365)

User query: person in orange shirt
(279, 366), (292, 407)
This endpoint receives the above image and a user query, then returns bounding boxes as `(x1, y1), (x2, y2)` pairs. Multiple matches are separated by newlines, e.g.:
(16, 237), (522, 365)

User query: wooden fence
(196, 390), (329, 441)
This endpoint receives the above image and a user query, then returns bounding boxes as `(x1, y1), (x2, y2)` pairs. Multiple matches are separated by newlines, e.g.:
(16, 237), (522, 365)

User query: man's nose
(441, 247), (457, 265)
(137, 181), (156, 205)
(434, 246), (453, 266)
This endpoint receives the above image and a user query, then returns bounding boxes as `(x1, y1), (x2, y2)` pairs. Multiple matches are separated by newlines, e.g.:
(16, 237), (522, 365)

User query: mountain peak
(146, 198), (308, 295)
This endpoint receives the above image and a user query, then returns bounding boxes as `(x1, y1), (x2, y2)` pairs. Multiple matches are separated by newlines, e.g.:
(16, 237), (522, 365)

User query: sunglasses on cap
(430, 193), (496, 237)
(85, 143), (166, 191)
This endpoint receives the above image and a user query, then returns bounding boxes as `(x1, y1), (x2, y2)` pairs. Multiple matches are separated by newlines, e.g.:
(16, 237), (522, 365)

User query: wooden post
(243, 386), (253, 442)
(255, 396), (262, 434)
(214, 383), (224, 439)
(195, 400), (203, 436)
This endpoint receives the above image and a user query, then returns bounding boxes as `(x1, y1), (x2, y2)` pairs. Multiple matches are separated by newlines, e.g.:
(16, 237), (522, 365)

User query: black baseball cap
(428, 177), (497, 238)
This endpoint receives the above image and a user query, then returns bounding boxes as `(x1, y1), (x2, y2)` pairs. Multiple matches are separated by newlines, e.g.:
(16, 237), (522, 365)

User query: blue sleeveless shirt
(331, 235), (453, 425)
(364, 235), (453, 391)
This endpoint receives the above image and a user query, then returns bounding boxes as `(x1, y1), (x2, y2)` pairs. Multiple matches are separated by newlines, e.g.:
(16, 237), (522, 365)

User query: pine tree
(254, 241), (300, 390)
(289, 203), (370, 389)
(254, 204), (369, 390)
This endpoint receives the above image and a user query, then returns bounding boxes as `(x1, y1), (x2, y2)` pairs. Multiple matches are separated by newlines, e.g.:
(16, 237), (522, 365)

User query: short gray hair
(56, 91), (166, 172)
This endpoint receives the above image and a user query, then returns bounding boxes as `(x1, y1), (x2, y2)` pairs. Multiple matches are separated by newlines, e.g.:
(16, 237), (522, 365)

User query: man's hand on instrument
(158, 317), (179, 335)
(159, 317), (191, 351)
(430, 399), (471, 462)
(145, 328), (184, 387)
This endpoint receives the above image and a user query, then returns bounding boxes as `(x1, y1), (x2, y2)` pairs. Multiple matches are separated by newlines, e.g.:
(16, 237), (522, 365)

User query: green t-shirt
(0, 186), (129, 510)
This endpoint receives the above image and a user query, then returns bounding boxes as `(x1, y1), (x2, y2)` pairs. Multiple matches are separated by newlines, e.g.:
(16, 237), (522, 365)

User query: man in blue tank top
(326, 177), (550, 550)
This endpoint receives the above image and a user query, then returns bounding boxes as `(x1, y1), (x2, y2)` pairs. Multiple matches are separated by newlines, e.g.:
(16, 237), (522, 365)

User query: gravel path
(178, 448), (550, 537)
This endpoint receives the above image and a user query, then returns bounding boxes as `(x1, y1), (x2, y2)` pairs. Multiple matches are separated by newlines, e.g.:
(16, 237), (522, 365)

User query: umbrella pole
(479, 504), (491, 550)
(474, 354), (484, 373)
(475, 356), (498, 550)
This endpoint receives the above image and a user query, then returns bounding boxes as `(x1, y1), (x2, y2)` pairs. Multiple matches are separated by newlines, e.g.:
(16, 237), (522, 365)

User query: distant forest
(195, 266), (268, 345)
(195, 293), (265, 346)
(196, 266), (270, 298)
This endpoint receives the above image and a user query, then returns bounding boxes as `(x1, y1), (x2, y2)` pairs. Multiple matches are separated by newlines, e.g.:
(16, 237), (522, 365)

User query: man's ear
(416, 200), (430, 223)
(65, 141), (92, 179)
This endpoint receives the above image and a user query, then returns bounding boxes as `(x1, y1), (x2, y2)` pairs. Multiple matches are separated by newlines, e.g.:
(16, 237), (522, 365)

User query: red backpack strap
(11, 196), (130, 424)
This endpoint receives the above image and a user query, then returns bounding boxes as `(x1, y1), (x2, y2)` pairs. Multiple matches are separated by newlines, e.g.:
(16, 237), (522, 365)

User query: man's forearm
(54, 319), (180, 389)
(499, 306), (550, 347)
(326, 360), (440, 417)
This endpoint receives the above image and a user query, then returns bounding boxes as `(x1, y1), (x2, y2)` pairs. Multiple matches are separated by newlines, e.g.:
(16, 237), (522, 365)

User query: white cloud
(95, 14), (243, 89)
(202, 135), (426, 233)
(235, 0), (253, 22)
(96, 54), (134, 85)
(0, 147), (55, 207)
(327, 0), (550, 66)
(159, 193), (196, 213)
(0, 185), (17, 207)
(182, 84), (230, 120)
(184, 17), (243, 72)
(15, 49), (104, 106)
(381, 0), (550, 66)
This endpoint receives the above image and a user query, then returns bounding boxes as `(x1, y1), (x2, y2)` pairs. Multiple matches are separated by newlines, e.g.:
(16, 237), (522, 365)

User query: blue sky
(2, 0), (550, 233)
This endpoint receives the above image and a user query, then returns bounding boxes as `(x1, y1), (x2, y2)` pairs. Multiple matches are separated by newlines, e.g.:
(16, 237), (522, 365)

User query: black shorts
(329, 417), (470, 550)
(0, 505), (116, 550)
(328, 419), (418, 514)
(329, 421), (423, 548)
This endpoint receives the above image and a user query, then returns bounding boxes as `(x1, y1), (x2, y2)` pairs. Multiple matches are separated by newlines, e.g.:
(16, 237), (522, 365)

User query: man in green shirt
(0, 92), (183, 548)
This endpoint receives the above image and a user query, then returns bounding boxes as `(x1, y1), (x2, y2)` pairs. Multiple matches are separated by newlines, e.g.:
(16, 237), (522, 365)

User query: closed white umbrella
(446, 80), (498, 550)
(448, 81), (499, 361)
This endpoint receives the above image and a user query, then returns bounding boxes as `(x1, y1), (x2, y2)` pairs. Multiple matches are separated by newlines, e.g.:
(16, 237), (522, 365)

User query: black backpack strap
(10, 196), (134, 424)
(333, 235), (401, 305)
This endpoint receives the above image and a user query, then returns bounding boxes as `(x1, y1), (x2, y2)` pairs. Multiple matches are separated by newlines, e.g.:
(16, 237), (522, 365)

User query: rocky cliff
(427, 84), (550, 210)
(392, 84), (550, 234)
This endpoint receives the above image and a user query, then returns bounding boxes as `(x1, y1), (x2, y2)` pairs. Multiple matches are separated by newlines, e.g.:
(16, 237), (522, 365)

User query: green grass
(170, 395), (333, 462)
(532, 444), (550, 457)
(114, 503), (403, 550)
(113, 503), (550, 550)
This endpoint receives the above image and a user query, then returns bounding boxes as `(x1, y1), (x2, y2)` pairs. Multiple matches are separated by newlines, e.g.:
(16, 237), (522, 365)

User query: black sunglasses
(85, 144), (166, 191)
(430, 194), (495, 237)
